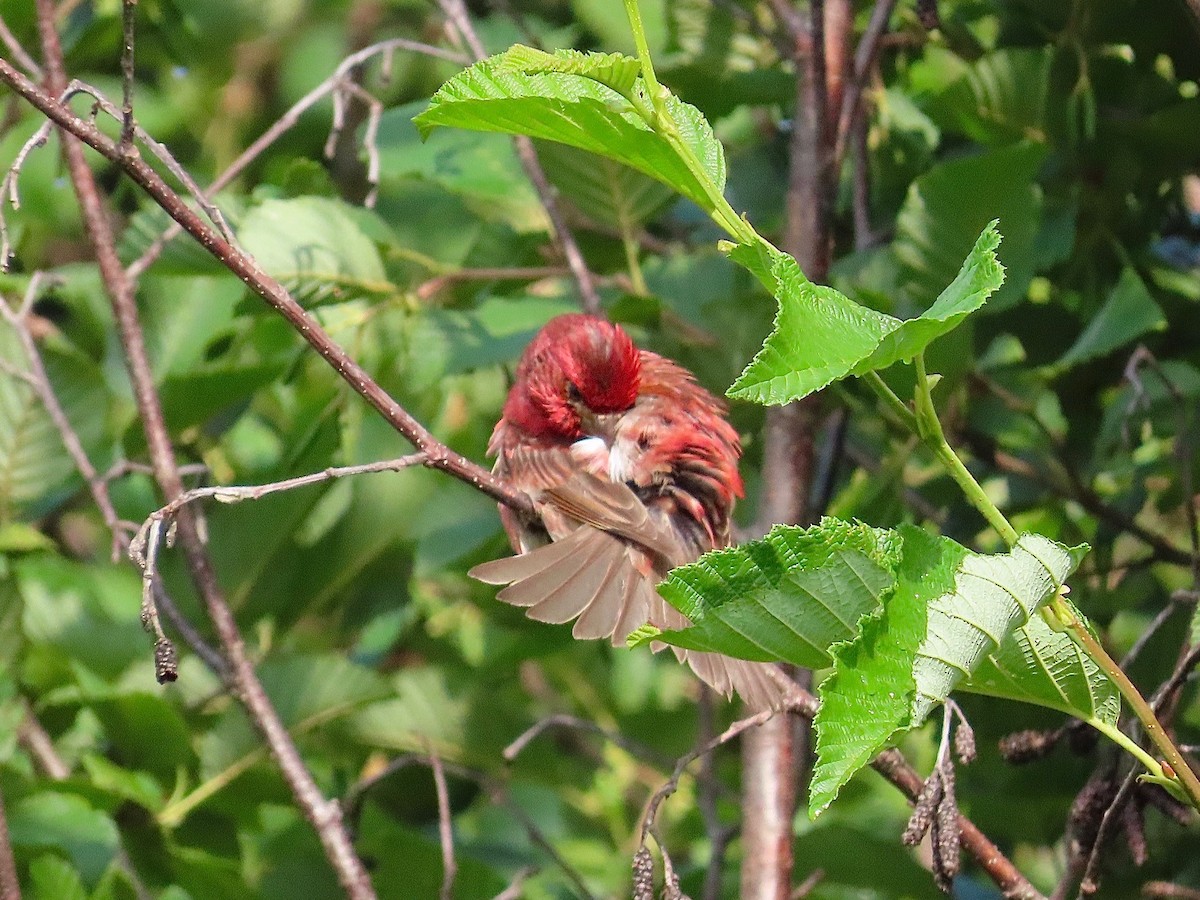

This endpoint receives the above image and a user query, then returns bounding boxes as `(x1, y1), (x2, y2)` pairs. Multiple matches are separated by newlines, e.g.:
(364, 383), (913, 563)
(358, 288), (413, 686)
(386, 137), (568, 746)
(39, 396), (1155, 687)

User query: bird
(469, 313), (781, 710)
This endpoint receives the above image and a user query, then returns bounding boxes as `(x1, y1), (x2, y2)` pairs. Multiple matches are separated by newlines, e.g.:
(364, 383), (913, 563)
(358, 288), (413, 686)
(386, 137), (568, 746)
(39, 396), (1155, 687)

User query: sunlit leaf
(415, 47), (724, 210)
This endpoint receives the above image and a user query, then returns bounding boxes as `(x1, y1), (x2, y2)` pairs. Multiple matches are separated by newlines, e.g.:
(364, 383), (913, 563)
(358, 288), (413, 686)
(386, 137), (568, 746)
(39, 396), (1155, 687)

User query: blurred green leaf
(8, 793), (119, 884)
(535, 141), (675, 230)
(1053, 268), (1165, 371)
(238, 197), (394, 307)
(29, 854), (88, 900)
(894, 143), (1044, 311)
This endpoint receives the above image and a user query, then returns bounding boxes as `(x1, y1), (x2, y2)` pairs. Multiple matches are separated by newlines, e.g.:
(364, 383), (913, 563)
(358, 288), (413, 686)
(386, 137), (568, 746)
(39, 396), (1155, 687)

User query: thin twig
(492, 866), (537, 900)
(697, 689), (736, 900)
(436, 0), (602, 315)
(119, 0), (136, 148)
(503, 712), (675, 769)
(833, 0), (898, 171)
(430, 751), (457, 900)
(148, 581), (228, 678)
(1074, 767), (1141, 899)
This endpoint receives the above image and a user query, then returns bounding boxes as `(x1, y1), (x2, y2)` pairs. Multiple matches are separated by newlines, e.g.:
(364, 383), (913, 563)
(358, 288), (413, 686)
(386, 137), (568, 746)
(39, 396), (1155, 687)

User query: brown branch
(833, 0), (898, 172)
(872, 749), (1046, 900)
(119, 0), (135, 148)
(30, 4), (377, 896)
(436, 0), (602, 315)
(0, 56), (530, 516)
(502, 712), (676, 770)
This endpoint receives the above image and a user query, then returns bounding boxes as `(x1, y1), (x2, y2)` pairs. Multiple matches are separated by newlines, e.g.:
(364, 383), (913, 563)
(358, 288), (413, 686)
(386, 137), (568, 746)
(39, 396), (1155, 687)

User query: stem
(621, 0), (759, 246)
(1053, 599), (1200, 810)
(622, 0), (661, 105)
(863, 370), (917, 432)
(1085, 718), (1164, 781)
(913, 353), (1019, 546)
(622, 230), (648, 295)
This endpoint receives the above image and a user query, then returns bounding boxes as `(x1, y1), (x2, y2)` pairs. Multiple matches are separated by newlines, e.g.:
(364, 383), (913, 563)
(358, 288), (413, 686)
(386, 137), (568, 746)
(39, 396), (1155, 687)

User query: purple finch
(470, 314), (779, 710)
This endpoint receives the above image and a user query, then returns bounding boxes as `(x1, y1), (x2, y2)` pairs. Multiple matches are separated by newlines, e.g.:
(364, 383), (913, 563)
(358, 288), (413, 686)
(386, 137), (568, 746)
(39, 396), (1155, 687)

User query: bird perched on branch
(469, 313), (780, 710)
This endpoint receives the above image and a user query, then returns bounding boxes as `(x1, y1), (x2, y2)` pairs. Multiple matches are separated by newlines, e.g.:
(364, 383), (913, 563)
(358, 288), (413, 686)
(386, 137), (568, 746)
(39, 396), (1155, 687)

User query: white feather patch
(571, 436), (611, 478)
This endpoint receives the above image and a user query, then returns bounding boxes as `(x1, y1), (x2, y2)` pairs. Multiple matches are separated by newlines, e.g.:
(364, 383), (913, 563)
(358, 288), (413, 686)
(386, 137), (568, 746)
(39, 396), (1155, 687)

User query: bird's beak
(578, 410), (622, 440)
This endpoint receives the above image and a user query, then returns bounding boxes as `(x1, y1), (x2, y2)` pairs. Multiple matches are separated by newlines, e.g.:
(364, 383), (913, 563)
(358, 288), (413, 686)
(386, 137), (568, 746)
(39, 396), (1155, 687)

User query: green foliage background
(1, 1), (1198, 897)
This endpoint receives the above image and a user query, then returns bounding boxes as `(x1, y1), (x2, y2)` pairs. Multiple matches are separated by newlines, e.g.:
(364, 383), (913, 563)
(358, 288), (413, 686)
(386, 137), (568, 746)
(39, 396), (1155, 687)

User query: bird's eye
(566, 381), (584, 404)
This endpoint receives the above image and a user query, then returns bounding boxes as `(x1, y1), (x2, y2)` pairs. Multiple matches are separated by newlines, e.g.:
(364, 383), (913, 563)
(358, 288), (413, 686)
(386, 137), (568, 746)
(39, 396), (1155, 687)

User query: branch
(832, 0), (899, 172)
(30, 4), (377, 896)
(0, 56), (530, 516)
(436, 0), (602, 315)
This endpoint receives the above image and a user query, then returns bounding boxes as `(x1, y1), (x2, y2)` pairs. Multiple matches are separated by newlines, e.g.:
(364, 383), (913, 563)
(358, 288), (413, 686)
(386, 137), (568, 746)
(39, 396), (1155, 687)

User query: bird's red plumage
(472, 314), (779, 710)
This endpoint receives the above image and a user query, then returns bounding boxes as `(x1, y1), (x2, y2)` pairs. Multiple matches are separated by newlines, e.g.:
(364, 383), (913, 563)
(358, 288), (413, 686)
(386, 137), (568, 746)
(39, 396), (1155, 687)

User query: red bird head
(500, 314), (641, 443)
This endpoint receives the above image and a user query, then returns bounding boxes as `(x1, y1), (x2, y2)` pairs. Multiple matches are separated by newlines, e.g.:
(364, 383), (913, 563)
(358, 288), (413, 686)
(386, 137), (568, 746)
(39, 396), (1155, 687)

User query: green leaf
(853, 221), (1005, 374)
(910, 533), (1088, 722)
(646, 519), (901, 668)
(1053, 268), (1166, 371)
(30, 855), (88, 900)
(727, 225), (1003, 404)
(376, 101), (545, 232)
(937, 48), (1054, 145)
(809, 529), (1087, 816)
(199, 655), (391, 779)
(894, 142), (1044, 311)
(725, 241), (896, 404)
(414, 48), (724, 210)
(809, 526), (957, 817)
(238, 197), (393, 307)
(7, 793), (119, 884)
(0, 521), (54, 552)
(965, 600), (1119, 726)
(0, 329), (108, 522)
(534, 141), (675, 230)
(501, 45), (642, 96)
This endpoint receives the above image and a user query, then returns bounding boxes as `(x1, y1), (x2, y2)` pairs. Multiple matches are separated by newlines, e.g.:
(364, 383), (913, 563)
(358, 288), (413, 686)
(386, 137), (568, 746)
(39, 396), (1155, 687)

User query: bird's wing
(472, 446), (784, 710)
(470, 525), (653, 643)
(497, 445), (684, 564)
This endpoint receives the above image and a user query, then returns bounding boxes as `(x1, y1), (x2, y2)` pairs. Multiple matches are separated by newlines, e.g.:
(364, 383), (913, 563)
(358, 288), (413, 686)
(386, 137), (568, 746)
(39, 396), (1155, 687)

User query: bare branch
(119, 0), (136, 148)
(833, 0), (899, 171)
(503, 712), (675, 769)
(0, 14), (41, 79)
(0, 55), (530, 516)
